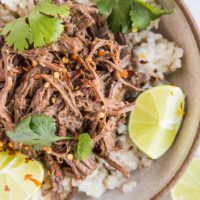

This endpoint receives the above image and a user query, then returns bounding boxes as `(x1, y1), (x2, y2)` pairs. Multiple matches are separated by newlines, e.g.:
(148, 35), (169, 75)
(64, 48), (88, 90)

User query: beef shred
(0, 1), (147, 199)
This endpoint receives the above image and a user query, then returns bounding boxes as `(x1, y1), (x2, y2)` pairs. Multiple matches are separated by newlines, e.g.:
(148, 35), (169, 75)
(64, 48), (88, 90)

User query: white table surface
(184, 0), (200, 27)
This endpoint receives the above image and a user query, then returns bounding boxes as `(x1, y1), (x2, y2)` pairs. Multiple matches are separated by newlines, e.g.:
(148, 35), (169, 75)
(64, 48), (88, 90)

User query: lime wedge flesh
(0, 151), (44, 200)
(128, 85), (185, 159)
(171, 158), (200, 200)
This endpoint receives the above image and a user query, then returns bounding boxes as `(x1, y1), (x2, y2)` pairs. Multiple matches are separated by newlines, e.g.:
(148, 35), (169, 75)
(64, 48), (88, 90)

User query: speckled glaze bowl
(75, 0), (200, 200)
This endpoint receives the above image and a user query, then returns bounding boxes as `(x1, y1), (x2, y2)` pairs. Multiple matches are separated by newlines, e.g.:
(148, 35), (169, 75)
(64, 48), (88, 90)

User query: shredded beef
(0, 1), (147, 199)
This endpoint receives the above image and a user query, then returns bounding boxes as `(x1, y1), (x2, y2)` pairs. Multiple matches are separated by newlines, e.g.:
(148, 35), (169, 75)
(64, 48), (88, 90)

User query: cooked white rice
(60, 134), (152, 199)
(0, 0), (35, 16)
(0, 0), (184, 199)
(130, 30), (184, 80)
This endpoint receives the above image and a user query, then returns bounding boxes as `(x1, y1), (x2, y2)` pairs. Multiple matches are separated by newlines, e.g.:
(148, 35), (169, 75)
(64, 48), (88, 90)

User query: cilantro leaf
(6, 114), (69, 150)
(1, 0), (70, 51)
(30, 0), (69, 18)
(96, 0), (173, 33)
(130, 0), (173, 31)
(96, 0), (131, 33)
(29, 15), (64, 48)
(96, 0), (115, 14)
(1, 17), (32, 52)
(6, 114), (93, 160)
(74, 133), (93, 160)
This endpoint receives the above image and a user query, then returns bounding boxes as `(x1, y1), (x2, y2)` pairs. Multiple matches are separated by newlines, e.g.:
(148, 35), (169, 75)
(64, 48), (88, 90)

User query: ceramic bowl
(76, 0), (200, 199)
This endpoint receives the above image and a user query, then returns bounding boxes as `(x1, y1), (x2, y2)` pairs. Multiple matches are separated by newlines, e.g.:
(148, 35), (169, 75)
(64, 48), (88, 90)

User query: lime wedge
(0, 151), (44, 200)
(128, 85), (185, 159)
(171, 158), (200, 200)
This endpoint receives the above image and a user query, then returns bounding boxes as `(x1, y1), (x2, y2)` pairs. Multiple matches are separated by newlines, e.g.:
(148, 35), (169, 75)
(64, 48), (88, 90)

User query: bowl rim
(153, 0), (200, 199)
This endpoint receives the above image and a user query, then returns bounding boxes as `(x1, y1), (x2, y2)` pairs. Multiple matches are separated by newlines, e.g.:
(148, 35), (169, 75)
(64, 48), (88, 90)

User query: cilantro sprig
(96, 0), (173, 33)
(6, 114), (93, 160)
(96, 0), (131, 33)
(75, 133), (93, 161)
(0, 0), (70, 51)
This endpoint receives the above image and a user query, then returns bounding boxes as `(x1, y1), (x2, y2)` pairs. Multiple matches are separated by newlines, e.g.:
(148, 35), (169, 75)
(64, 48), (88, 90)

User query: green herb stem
(54, 136), (76, 141)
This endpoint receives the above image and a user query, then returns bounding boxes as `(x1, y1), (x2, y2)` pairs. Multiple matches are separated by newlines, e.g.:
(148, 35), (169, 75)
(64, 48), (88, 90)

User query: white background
(184, 0), (200, 27)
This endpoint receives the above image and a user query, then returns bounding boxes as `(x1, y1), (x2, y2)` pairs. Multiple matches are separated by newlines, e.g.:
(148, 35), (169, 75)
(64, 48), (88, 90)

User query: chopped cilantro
(130, 0), (173, 31)
(6, 114), (71, 151)
(74, 133), (93, 160)
(96, 0), (173, 33)
(1, 0), (70, 51)
(6, 114), (93, 161)
(96, 0), (131, 33)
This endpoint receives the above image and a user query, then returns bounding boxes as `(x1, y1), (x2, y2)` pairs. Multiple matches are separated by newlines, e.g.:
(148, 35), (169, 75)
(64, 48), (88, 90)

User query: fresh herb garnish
(96, 0), (173, 33)
(96, 0), (131, 33)
(74, 133), (93, 161)
(130, 0), (172, 31)
(6, 114), (93, 160)
(6, 114), (70, 150)
(0, 0), (70, 51)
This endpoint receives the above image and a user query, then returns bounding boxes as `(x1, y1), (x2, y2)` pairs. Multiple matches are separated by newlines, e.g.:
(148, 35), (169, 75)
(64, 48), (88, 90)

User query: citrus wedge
(171, 158), (200, 200)
(0, 150), (44, 200)
(128, 85), (185, 159)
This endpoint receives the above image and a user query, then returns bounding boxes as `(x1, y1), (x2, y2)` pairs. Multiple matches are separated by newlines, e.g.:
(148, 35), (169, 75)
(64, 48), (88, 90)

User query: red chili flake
(71, 54), (77, 60)
(4, 185), (10, 192)
(77, 56), (83, 64)
(52, 163), (58, 170)
(25, 157), (33, 163)
(55, 170), (62, 177)
(98, 49), (105, 57)
(32, 74), (41, 79)
(0, 141), (4, 148)
(8, 149), (16, 156)
(109, 53), (113, 57)
(24, 174), (42, 187)
(43, 146), (51, 152)
(24, 174), (32, 180)
(118, 70), (128, 78)
(42, 146), (52, 153)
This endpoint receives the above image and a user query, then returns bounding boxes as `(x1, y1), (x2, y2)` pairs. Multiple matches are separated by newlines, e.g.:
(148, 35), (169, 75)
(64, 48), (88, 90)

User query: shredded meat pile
(0, 1), (147, 199)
